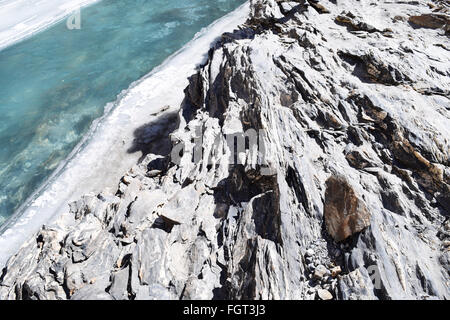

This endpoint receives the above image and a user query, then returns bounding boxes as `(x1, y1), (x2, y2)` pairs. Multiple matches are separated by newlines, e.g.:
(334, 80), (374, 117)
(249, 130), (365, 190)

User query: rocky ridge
(0, 0), (449, 300)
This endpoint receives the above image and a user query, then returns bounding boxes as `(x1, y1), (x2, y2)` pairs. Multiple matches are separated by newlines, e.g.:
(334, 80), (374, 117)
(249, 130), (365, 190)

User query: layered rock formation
(0, 0), (449, 300)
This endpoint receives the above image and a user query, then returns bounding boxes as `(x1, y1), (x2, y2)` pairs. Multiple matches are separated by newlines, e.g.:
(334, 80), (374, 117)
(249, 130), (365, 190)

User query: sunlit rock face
(1, 0), (449, 300)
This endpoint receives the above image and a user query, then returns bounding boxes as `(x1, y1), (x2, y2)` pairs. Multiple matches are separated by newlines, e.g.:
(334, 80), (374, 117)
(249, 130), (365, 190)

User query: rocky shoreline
(1, 0), (449, 300)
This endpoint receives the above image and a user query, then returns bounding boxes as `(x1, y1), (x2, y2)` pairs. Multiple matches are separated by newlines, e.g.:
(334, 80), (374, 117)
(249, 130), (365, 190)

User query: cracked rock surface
(0, 0), (449, 300)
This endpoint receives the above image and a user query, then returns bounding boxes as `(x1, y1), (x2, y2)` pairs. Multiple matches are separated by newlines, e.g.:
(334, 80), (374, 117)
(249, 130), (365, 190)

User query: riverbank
(0, 1), (250, 267)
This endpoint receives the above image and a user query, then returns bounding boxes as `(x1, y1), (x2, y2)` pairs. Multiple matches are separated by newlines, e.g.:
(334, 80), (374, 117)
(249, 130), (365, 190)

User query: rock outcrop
(324, 175), (371, 242)
(0, 0), (449, 300)
(409, 13), (449, 33)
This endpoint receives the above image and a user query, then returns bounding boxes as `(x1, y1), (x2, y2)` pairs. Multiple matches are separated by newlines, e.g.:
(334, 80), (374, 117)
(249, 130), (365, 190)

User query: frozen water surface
(0, 0), (249, 265)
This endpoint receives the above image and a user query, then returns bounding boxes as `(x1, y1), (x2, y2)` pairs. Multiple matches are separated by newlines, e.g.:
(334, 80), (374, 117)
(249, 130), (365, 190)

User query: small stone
(393, 16), (405, 22)
(147, 170), (161, 178)
(331, 266), (342, 277)
(317, 289), (333, 300)
(305, 249), (315, 257)
(122, 175), (132, 185)
(314, 265), (329, 280)
(310, 2), (330, 14)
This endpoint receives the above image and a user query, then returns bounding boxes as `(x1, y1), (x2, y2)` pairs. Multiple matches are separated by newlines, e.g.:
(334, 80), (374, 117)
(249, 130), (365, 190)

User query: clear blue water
(0, 0), (245, 225)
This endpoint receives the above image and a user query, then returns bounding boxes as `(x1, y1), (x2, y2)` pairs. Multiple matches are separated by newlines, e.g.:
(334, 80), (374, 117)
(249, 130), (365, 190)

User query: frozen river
(0, 0), (249, 266)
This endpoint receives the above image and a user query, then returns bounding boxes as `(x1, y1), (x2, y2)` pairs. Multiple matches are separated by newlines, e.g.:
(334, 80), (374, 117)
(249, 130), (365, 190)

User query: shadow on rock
(127, 111), (179, 162)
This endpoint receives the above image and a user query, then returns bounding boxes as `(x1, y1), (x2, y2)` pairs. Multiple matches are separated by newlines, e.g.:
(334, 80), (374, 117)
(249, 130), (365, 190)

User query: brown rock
(335, 12), (379, 33)
(393, 15), (406, 22)
(331, 266), (342, 277)
(309, 1), (330, 14)
(409, 14), (449, 30)
(313, 265), (329, 280)
(324, 175), (371, 242)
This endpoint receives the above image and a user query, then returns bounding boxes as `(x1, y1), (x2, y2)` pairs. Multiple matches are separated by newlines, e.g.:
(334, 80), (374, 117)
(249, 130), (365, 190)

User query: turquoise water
(0, 0), (245, 225)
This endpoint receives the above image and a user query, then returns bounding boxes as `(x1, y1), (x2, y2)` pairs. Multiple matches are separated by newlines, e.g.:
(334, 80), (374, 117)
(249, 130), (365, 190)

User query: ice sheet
(0, 0), (100, 51)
